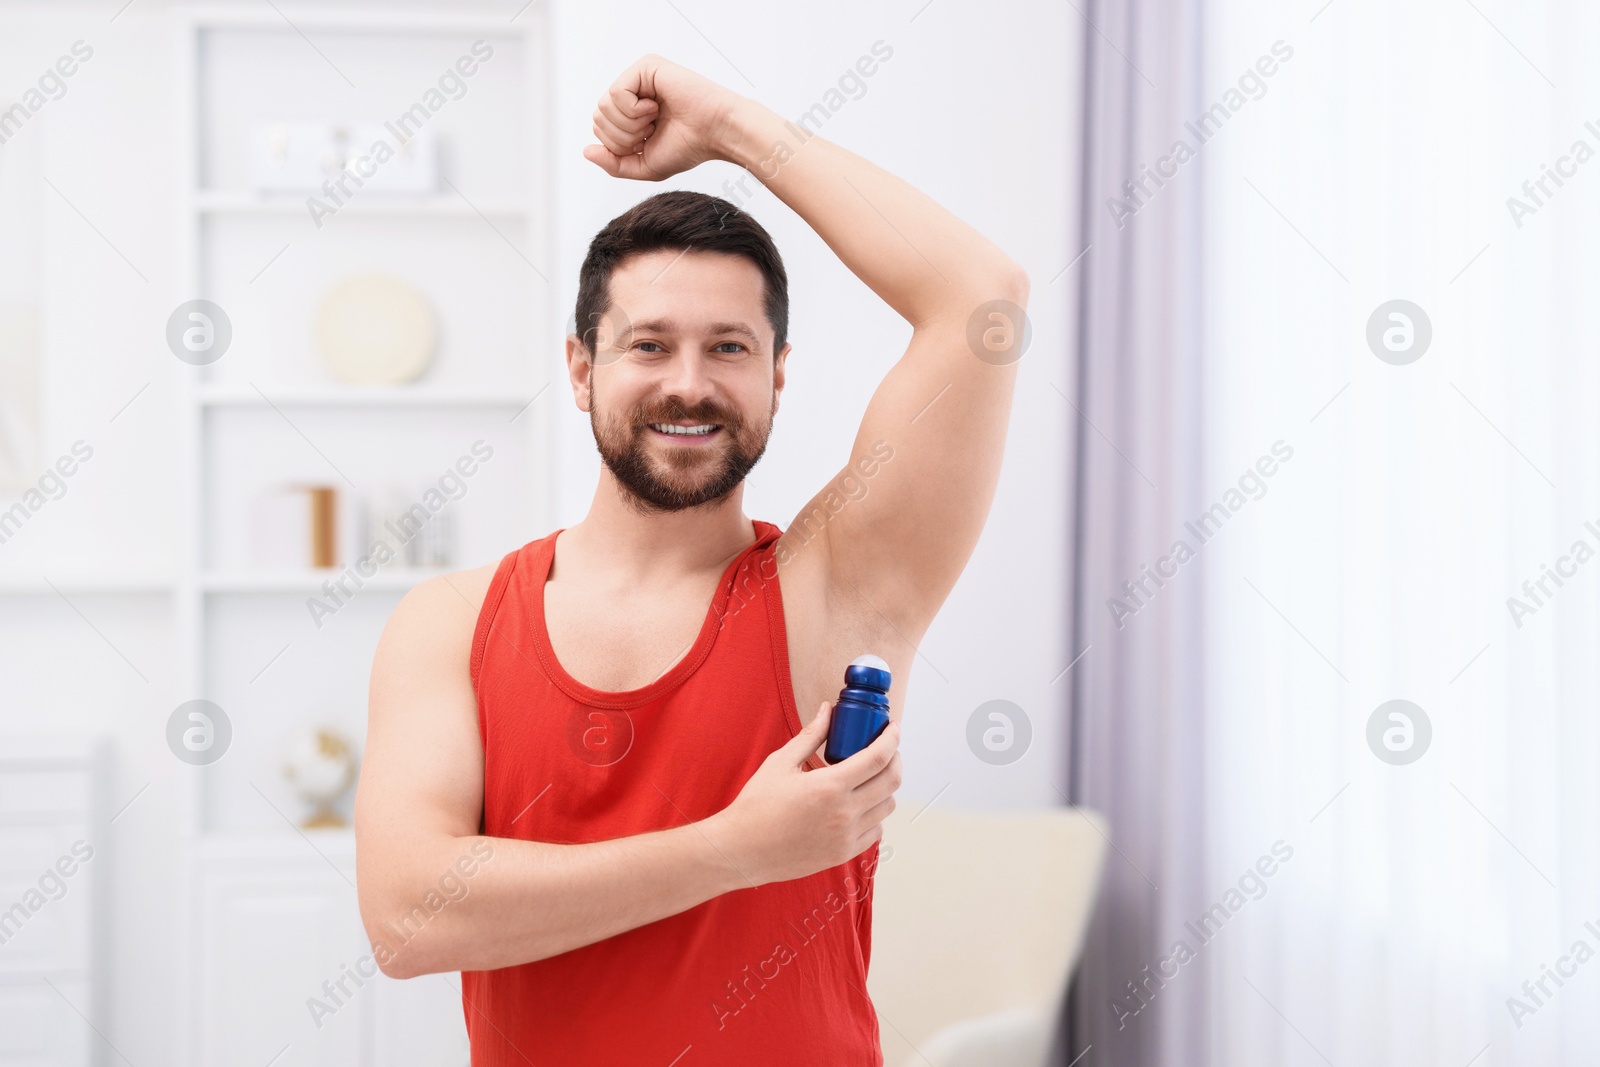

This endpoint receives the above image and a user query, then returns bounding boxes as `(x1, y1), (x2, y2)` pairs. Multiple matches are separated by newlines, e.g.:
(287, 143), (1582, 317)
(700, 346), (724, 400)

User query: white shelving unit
(195, 190), (526, 217)
(196, 383), (540, 407)
(0, 574), (174, 595)
(174, 1), (553, 833)
(199, 567), (452, 594)
(172, 7), (554, 1064)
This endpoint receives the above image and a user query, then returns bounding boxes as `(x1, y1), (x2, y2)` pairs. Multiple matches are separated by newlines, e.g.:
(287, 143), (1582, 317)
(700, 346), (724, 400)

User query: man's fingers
(592, 110), (640, 155)
(854, 749), (902, 805)
(621, 55), (669, 109)
(582, 144), (618, 174)
(851, 823), (886, 855)
(799, 700), (831, 739)
(598, 95), (653, 139)
(827, 720), (899, 787)
(782, 700), (832, 763)
(582, 143), (657, 181)
(608, 83), (659, 123)
(859, 793), (896, 829)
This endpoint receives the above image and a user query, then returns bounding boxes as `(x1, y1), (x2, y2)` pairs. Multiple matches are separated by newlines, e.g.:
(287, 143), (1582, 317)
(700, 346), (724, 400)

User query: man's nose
(658, 349), (718, 407)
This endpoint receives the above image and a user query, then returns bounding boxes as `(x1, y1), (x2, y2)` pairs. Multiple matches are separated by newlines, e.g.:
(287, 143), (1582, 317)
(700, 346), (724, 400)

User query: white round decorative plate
(314, 275), (436, 384)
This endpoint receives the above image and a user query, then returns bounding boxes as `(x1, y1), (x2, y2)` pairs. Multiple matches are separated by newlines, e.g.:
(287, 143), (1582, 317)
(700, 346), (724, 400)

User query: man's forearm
(718, 100), (1027, 328)
(364, 813), (752, 978)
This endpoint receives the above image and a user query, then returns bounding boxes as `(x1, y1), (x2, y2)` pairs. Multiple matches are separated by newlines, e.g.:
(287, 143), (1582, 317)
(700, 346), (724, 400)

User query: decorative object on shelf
(248, 121), (438, 195)
(252, 483), (341, 569)
(247, 121), (340, 193)
(357, 485), (458, 569)
(416, 503), (454, 567)
(282, 726), (358, 829)
(350, 123), (439, 194)
(314, 275), (437, 384)
(306, 485), (338, 567)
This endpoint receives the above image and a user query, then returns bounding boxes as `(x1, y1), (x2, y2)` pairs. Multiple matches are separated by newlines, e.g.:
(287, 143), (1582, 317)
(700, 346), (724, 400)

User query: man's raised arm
(719, 82), (1031, 640)
(584, 51), (1028, 677)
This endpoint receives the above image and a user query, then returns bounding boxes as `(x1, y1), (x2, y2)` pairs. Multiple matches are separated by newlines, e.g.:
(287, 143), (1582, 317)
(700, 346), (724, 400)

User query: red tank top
(463, 520), (884, 1066)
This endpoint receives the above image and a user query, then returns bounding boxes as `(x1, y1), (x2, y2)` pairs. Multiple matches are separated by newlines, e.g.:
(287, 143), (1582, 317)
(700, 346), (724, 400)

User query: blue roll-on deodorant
(824, 654), (892, 764)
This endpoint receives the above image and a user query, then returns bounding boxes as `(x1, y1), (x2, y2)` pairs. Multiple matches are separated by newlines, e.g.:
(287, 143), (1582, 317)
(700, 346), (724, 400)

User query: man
(355, 53), (1028, 1066)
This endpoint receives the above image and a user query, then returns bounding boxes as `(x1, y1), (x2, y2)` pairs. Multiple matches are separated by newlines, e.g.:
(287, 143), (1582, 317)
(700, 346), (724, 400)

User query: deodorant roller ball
(824, 654), (892, 764)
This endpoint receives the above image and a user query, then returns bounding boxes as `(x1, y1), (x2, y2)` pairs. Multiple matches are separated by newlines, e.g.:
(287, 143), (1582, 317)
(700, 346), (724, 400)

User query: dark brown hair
(573, 190), (789, 362)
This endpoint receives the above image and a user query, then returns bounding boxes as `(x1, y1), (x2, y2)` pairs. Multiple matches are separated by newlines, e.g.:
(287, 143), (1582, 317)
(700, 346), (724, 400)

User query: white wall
(0, 1), (1080, 1061)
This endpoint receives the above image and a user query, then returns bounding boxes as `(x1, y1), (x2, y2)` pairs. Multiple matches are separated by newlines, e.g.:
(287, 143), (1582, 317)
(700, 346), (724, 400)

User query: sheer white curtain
(1199, 2), (1600, 1064)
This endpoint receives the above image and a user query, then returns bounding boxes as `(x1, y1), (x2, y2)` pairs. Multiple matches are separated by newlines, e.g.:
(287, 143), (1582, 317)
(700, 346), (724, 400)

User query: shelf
(201, 568), (451, 594)
(183, 8), (530, 35)
(0, 574), (173, 595)
(189, 829), (356, 860)
(0, 571), (451, 595)
(197, 384), (543, 408)
(194, 190), (527, 219)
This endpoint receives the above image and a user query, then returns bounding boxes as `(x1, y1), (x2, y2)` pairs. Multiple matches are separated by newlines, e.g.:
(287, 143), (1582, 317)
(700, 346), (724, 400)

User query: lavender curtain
(1058, 2), (1210, 1065)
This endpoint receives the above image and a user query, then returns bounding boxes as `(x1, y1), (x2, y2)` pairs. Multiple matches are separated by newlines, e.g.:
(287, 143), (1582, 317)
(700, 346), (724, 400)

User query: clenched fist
(582, 53), (745, 181)
(707, 699), (902, 887)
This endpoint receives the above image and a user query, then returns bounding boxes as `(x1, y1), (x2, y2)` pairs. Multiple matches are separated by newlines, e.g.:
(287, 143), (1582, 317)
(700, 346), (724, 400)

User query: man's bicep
(358, 575), (487, 847)
(808, 293), (1026, 634)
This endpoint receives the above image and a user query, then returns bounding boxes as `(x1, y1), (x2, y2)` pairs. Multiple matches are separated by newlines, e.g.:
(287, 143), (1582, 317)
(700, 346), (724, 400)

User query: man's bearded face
(590, 380), (775, 513)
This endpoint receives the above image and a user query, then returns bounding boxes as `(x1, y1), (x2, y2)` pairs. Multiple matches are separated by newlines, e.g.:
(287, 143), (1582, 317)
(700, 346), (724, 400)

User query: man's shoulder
(414, 561), (503, 616)
(380, 548), (523, 657)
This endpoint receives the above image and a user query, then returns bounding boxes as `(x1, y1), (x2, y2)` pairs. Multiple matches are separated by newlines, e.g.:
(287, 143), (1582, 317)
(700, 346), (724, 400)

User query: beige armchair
(867, 805), (1110, 1067)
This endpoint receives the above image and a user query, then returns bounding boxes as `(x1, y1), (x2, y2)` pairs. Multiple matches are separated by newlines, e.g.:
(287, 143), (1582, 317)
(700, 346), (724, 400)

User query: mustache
(634, 399), (740, 428)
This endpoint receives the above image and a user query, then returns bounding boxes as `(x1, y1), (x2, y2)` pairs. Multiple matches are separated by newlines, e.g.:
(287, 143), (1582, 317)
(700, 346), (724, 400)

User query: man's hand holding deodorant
(708, 654), (900, 886)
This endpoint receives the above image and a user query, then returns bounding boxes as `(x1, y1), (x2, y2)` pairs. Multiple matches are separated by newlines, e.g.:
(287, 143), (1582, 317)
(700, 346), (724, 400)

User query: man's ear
(772, 341), (791, 416)
(565, 333), (593, 412)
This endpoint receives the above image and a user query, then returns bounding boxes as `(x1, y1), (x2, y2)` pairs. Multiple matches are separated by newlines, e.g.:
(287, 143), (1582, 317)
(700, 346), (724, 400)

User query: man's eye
(715, 343), (745, 354)
(635, 341), (664, 353)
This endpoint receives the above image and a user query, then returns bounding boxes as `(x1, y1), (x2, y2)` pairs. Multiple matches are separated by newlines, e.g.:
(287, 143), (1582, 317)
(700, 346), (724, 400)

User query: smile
(648, 423), (721, 441)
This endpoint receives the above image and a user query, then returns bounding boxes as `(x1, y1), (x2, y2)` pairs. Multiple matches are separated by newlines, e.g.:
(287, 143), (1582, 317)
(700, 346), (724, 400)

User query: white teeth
(651, 423), (717, 435)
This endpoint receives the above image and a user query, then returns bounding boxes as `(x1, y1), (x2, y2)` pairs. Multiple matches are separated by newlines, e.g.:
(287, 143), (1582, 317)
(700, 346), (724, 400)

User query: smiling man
(355, 53), (1029, 1066)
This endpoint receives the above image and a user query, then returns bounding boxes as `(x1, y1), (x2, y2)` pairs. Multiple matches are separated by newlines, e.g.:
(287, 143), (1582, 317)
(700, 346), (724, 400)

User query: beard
(591, 386), (774, 514)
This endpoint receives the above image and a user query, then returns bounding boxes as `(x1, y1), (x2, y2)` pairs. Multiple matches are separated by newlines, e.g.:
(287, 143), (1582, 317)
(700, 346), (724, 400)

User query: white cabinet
(0, 979), (93, 1067)
(371, 969), (474, 1066)
(189, 836), (469, 1067)
(0, 741), (104, 1067)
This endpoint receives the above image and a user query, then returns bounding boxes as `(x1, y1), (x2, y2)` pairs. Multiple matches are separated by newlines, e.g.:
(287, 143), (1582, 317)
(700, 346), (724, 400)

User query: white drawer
(0, 976), (93, 1064)
(0, 826), (94, 976)
(0, 825), (93, 873)
(0, 773), (91, 820)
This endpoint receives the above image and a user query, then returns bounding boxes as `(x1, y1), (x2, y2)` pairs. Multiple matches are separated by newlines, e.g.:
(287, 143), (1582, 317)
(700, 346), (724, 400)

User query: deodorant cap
(845, 653), (891, 692)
